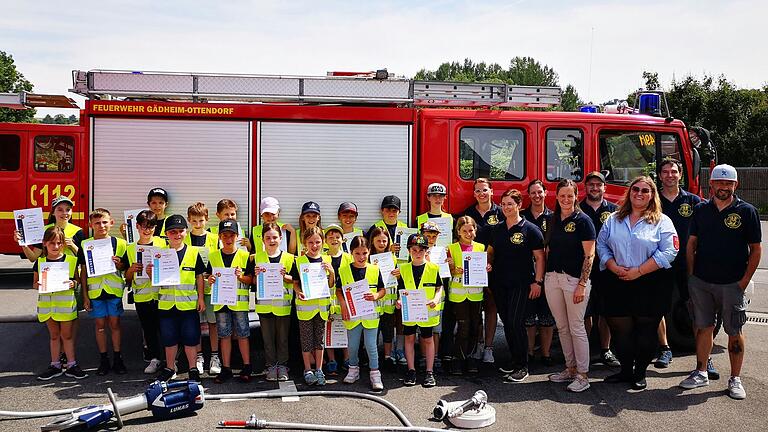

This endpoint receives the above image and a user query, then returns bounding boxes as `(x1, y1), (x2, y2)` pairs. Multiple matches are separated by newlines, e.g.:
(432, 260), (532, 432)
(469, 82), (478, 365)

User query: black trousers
(606, 315), (662, 379)
(135, 300), (162, 360)
(493, 281), (530, 369)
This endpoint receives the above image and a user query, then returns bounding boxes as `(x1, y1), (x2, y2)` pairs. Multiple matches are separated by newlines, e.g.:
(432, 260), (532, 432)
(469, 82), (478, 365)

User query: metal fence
(699, 167), (768, 211)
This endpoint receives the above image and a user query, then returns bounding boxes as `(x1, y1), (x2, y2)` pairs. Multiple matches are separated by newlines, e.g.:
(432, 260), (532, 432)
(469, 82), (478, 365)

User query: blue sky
(3, 0), (766, 116)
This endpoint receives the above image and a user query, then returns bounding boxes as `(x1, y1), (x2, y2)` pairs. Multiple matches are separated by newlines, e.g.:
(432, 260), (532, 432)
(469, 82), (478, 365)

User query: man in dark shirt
(680, 164), (761, 400)
(579, 171), (620, 367)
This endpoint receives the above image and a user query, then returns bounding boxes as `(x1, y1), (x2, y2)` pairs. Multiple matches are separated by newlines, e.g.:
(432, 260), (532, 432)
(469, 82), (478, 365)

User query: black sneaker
(59, 352), (68, 366)
(64, 364), (88, 379)
(157, 367), (177, 382)
(423, 371), (437, 388)
(450, 358), (464, 375)
(214, 367), (233, 384)
(403, 369), (417, 386)
(498, 362), (516, 374)
(600, 350), (621, 367)
(96, 358), (110, 376)
(541, 356), (554, 367)
(188, 367), (201, 382)
(505, 367), (529, 382)
(239, 364), (252, 383)
(112, 357), (127, 375)
(466, 358), (479, 374)
(37, 365), (64, 381)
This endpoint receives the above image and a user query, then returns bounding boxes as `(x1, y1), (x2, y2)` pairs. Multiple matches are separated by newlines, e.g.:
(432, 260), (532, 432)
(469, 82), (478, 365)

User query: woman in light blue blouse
(596, 176), (678, 391)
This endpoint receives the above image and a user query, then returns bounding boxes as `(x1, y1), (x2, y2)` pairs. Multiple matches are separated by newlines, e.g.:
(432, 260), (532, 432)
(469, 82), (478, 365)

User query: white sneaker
(548, 369), (576, 383)
(144, 358), (162, 374)
(567, 375), (590, 393)
(209, 354), (222, 375)
(482, 347), (495, 363)
(195, 354), (204, 373)
(471, 342), (485, 360)
(370, 370), (384, 391)
(343, 365), (360, 384)
(728, 376), (746, 400)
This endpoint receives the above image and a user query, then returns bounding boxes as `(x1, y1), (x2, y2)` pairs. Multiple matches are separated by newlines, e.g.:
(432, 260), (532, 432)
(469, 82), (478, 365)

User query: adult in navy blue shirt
(579, 171), (619, 367)
(680, 164), (761, 400)
(656, 159), (705, 370)
(487, 188), (545, 383)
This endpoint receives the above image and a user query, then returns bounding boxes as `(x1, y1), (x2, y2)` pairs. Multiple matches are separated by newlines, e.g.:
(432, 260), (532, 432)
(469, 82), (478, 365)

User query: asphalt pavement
(1, 223), (767, 432)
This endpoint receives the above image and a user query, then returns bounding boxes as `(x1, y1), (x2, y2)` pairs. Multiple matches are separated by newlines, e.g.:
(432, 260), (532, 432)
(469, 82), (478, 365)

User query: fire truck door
(0, 130), (27, 252)
(26, 131), (82, 224)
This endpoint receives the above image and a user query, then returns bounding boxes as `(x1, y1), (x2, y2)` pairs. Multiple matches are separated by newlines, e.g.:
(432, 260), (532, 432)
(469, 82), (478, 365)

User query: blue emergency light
(579, 105), (598, 113)
(638, 93), (662, 116)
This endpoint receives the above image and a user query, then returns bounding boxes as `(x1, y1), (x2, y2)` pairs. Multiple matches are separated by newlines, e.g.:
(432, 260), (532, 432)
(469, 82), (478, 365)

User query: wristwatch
(535, 280), (544, 287)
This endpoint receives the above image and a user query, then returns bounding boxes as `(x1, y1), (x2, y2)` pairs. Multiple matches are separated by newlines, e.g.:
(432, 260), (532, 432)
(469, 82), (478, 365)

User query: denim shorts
(216, 309), (250, 338)
(90, 297), (124, 318)
(159, 309), (201, 347)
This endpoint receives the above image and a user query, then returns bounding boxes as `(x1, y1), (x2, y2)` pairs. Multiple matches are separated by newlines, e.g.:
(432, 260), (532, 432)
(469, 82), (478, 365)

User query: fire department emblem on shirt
(510, 233), (524, 244)
(564, 222), (576, 233)
(487, 215), (499, 225)
(678, 203), (692, 217)
(600, 211), (611, 223)
(541, 219), (547, 232)
(724, 213), (742, 229)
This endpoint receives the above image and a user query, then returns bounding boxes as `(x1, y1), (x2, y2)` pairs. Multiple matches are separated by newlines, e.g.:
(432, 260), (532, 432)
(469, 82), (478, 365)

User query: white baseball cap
(710, 164), (737, 182)
(260, 197), (280, 214)
(427, 182), (447, 195)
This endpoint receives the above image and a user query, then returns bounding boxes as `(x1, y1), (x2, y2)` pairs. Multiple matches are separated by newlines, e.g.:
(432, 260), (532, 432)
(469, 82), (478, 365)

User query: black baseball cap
(381, 195), (401, 210)
(218, 219), (239, 235)
(585, 171), (606, 183)
(407, 234), (429, 249)
(147, 187), (169, 202)
(301, 201), (321, 215)
(164, 214), (188, 231)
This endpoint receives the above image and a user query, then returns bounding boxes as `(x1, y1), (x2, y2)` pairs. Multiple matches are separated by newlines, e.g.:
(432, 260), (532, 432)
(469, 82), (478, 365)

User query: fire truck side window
(0, 135), (21, 171)
(545, 129), (583, 182)
(599, 130), (657, 185)
(459, 128), (525, 181)
(34, 135), (75, 172)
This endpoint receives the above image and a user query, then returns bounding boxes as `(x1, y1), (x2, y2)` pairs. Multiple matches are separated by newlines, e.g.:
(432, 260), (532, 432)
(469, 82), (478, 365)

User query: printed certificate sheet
(123, 209), (145, 244)
(14, 207), (45, 246)
(211, 267), (237, 306)
(299, 262), (330, 300)
(462, 251), (488, 287)
(324, 314), (348, 348)
(343, 279), (376, 320)
(134, 245), (155, 280)
(38, 262), (71, 293)
(429, 246), (451, 279)
(370, 252), (397, 288)
(151, 248), (180, 286)
(395, 227), (417, 261)
(433, 217), (453, 247)
(400, 289), (428, 322)
(83, 238), (116, 277)
(256, 263), (285, 300)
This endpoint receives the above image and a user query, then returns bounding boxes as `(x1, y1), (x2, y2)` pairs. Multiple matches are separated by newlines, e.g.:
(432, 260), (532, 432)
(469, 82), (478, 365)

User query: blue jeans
(348, 324), (379, 369)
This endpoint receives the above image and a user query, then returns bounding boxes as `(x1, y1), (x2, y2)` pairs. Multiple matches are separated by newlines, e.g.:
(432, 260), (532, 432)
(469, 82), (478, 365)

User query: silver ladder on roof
(70, 69), (561, 107)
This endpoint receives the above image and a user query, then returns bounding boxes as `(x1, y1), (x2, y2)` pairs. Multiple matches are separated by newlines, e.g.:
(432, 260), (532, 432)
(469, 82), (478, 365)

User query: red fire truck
(0, 69), (704, 256)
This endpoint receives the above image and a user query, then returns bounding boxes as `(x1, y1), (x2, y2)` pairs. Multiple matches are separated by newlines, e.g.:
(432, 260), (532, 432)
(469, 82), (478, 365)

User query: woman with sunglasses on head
(596, 176), (678, 390)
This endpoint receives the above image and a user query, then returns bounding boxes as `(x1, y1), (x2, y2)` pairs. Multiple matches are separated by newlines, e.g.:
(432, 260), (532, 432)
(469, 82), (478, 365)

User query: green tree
(53, 114), (68, 124)
(41, 114), (54, 124)
(560, 84), (582, 112)
(68, 114), (77, 124)
(507, 56), (559, 86)
(0, 51), (35, 122)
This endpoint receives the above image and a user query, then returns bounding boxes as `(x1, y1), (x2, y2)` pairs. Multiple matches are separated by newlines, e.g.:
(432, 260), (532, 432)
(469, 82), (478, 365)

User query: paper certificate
(197, 247), (210, 267)
(343, 279), (376, 320)
(256, 263), (285, 300)
(400, 289), (428, 322)
(38, 262), (71, 293)
(151, 248), (180, 286)
(14, 207), (45, 246)
(299, 262), (330, 300)
(428, 246), (451, 279)
(280, 228), (289, 252)
(135, 245), (155, 280)
(83, 238), (117, 277)
(342, 230), (362, 254)
(462, 251), (488, 287)
(395, 227), (417, 260)
(433, 217), (453, 247)
(324, 314), (348, 348)
(211, 267), (237, 306)
(124, 209), (145, 244)
(370, 252), (397, 288)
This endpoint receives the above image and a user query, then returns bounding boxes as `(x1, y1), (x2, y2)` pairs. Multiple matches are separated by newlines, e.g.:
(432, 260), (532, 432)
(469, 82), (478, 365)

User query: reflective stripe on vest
(44, 223), (82, 257)
(37, 255), (78, 322)
(209, 249), (251, 312)
(84, 237), (127, 299)
(253, 251), (295, 316)
(338, 263), (381, 330)
(448, 242), (486, 303)
(295, 254), (331, 321)
(399, 262), (441, 327)
(158, 246), (199, 311)
(127, 237), (167, 302)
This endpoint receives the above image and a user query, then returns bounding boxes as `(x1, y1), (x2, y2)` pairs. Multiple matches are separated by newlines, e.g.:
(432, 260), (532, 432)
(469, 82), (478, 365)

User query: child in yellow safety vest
(337, 202), (363, 254)
(421, 220), (448, 372)
(78, 208), (128, 377)
(446, 216), (489, 375)
(34, 226), (87, 381)
(337, 235), (386, 391)
(249, 197), (297, 255)
(18, 195), (84, 262)
(367, 195), (408, 261)
(324, 224), (351, 376)
(251, 222), (295, 382)
(368, 226), (402, 369)
(124, 210), (167, 375)
(290, 226), (335, 386)
(206, 219), (253, 384)
(397, 234), (443, 388)
(296, 201), (324, 256)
